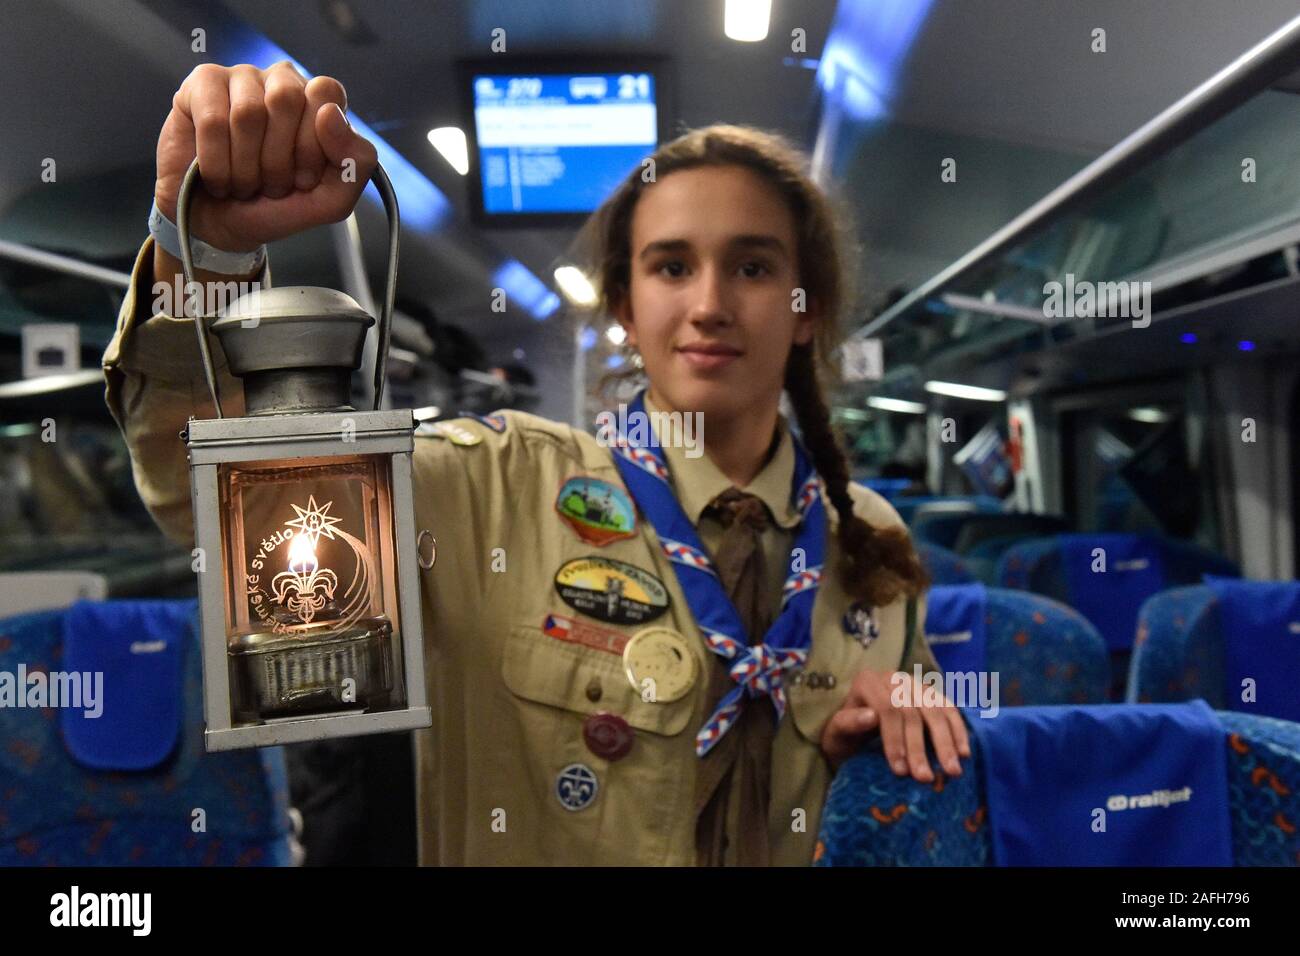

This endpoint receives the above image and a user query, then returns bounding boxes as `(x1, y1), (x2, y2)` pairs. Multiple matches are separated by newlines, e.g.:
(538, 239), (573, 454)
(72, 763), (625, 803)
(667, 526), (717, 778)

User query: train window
(1064, 399), (1219, 550)
(835, 405), (929, 490)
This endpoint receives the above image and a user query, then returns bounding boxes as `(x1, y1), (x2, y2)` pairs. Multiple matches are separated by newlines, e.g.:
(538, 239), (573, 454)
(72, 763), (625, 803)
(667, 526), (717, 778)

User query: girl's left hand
(819, 667), (971, 783)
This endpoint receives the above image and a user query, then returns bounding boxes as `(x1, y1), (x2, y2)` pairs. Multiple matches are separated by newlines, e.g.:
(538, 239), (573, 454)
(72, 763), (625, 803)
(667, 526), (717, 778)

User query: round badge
(583, 712), (634, 761)
(623, 627), (698, 703)
(555, 763), (599, 812)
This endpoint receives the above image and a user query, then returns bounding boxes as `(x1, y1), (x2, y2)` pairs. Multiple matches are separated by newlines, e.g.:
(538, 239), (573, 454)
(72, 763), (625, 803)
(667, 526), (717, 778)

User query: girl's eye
(654, 260), (771, 279)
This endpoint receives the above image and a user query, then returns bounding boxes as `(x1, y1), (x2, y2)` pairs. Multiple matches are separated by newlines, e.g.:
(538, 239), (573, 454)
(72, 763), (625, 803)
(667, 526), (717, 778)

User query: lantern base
(229, 616), (394, 721)
(204, 706), (432, 752)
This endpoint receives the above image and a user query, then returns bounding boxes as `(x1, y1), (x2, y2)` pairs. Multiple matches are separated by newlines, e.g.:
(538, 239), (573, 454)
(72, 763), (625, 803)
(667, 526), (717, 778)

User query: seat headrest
(59, 600), (193, 772)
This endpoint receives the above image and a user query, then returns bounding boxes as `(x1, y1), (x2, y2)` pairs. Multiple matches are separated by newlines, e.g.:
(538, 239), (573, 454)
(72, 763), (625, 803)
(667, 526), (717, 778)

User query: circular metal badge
(622, 626), (698, 703)
(555, 763), (599, 811)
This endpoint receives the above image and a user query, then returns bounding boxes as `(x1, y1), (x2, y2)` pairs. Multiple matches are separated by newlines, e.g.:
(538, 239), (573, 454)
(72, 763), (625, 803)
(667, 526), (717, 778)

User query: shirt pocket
(786, 595), (911, 746)
(786, 633), (872, 747)
(497, 620), (696, 864)
(502, 624), (693, 735)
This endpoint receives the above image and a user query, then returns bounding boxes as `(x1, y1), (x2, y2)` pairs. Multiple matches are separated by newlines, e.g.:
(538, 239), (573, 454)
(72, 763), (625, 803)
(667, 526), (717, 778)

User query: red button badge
(583, 712), (634, 761)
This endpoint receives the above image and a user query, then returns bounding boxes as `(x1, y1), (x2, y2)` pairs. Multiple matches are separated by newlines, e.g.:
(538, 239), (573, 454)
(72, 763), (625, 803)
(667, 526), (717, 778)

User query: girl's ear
(792, 297), (819, 347)
(614, 295), (637, 347)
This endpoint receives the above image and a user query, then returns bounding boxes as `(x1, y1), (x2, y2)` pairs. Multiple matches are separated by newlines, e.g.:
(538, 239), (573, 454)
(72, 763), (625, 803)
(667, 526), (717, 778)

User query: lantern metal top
(175, 156), (401, 418)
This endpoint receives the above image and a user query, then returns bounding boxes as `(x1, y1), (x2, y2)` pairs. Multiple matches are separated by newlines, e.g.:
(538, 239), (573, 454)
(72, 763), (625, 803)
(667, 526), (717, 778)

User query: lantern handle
(175, 157), (401, 417)
(369, 162), (400, 411)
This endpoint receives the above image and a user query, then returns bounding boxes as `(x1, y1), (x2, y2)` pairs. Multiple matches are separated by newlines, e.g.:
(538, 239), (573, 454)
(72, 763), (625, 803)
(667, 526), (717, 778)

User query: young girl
(104, 62), (969, 866)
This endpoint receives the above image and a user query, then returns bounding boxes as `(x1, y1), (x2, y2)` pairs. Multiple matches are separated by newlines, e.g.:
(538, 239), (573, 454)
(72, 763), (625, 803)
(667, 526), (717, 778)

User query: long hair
(574, 124), (928, 606)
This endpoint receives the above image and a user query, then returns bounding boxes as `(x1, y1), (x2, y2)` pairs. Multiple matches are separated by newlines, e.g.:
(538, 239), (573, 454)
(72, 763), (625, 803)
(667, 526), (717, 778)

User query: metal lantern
(176, 158), (431, 751)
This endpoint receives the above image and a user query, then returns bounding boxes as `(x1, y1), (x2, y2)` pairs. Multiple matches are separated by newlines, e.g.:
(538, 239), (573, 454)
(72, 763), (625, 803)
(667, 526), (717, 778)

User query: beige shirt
(102, 237), (936, 866)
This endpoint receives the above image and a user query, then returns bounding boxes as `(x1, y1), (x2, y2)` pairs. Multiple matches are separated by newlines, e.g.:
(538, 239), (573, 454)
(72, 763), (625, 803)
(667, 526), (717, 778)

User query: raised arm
(101, 62), (377, 544)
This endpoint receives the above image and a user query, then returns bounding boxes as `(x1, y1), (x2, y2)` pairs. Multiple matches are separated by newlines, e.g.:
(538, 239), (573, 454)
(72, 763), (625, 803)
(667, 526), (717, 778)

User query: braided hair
(576, 124), (928, 607)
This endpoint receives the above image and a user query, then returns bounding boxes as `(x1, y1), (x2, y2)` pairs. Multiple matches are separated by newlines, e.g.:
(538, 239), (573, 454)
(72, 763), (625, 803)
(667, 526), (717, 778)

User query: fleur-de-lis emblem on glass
(272, 495), (344, 624)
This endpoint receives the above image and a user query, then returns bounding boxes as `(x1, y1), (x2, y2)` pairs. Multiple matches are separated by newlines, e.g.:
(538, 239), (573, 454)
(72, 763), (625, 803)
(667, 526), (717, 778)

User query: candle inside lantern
(287, 530), (318, 576)
(271, 523), (339, 629)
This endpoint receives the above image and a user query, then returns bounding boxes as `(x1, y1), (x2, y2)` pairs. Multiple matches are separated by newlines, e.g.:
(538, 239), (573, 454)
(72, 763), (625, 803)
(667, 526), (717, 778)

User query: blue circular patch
(555, 763), (599, 811)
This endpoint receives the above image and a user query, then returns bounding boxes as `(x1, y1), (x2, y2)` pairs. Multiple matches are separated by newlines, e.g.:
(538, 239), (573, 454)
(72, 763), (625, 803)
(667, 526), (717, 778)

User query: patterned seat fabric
(996, 535), (1239, 604)
(917, 543), (977, 585)
(964, 535), (1036, 586)
(815, 710), (1300, 866)
(995, 535), (1239, 700)
(982, 588), (1109, 707)
(0, 604), (295, 866)
(1127, 586), (1225, 707)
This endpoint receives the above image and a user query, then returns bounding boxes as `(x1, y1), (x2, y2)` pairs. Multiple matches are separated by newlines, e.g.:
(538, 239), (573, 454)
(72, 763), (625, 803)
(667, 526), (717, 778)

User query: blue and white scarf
(609, 390), (827, 755)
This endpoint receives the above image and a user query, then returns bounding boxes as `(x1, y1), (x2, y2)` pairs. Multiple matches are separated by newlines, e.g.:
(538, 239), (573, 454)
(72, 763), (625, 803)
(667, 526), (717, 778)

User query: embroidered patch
(553, 556), (669, 626)
(541, 613), (629, 655)
(555, 475), (637, 546)
(458, 410), (507, 433)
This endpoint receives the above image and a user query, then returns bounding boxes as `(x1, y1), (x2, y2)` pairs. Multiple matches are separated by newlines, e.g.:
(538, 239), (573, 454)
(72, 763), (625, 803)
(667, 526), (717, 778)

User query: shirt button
(585, 679), (602, 703)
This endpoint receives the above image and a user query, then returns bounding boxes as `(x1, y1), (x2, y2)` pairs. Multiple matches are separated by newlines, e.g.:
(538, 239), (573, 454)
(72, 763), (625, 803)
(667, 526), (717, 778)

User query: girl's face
(616, 165), (816, 422)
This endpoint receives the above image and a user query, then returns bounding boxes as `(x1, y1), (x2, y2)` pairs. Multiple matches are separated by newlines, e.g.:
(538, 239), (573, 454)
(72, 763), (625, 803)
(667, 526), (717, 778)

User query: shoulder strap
(902, 596), (918, 663)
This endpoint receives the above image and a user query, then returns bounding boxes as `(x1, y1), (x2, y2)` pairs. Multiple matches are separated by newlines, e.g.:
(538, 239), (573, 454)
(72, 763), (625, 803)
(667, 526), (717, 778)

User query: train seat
(914, 510), (1068, 554)
(893, 495), (1003, 526)
(859, 478), (916, 502)
(925, 584), (1108, 705)
(995, 533), (1239, 650)
(1129, 580), (1300, 723)
(917, 543), (977, 585)
(964, 535), (1038, 585)
(950, 513), (1072, 555)
(815, 704), (1300, 866)
(0, 600), (296, 865)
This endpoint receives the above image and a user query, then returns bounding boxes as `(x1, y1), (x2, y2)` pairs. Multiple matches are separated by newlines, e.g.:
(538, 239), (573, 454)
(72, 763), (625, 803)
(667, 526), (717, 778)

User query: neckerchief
(609, 390), (826, 756)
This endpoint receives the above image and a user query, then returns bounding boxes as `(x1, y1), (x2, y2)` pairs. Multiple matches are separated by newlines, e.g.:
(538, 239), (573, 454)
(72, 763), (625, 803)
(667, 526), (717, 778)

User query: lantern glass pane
(217, 453), (405, 724)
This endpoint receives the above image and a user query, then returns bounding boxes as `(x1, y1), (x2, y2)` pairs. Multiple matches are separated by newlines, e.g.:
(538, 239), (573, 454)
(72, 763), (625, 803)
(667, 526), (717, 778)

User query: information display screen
(469, 70), (659, 217)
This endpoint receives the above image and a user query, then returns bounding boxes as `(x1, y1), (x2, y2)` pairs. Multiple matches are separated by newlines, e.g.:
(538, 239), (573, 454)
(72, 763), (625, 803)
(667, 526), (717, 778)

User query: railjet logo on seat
(595, 404), (704, 459)
(1106, 787), (1193, 811)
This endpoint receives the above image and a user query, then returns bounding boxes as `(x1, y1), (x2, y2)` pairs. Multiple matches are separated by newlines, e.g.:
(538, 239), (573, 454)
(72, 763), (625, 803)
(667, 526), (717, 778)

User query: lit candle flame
(287, 532), (318, 576)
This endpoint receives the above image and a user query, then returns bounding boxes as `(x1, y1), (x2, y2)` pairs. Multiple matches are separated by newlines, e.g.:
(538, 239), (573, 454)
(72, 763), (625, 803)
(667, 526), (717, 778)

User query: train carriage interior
(1, 0), (1299, 886)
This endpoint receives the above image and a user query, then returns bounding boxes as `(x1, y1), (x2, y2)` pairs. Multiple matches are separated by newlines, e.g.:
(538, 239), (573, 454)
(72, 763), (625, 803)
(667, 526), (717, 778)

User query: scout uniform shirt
(102, 237), (939, 866)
